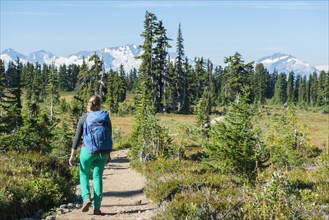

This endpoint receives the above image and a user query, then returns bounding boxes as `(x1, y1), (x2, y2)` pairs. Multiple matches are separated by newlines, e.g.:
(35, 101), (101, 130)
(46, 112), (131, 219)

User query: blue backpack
(83, 110), (112, 154)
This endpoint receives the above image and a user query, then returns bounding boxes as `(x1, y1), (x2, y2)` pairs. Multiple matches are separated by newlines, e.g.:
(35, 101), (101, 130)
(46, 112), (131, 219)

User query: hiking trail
(56, 149), (158, 220)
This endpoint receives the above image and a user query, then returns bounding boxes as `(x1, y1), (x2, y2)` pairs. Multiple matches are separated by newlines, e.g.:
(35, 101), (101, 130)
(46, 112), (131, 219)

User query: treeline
(1, 13), (328, 120)
(0, 10), (328, 219)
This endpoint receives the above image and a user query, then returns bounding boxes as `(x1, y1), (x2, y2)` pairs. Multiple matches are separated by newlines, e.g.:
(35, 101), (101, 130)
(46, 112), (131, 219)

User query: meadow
(57, 92), (329, 219)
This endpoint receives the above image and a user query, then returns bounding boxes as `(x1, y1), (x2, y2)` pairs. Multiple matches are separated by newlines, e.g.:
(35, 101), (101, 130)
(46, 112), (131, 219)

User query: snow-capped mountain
(256, 53), (319, 77)
(1, 48), (326, 76)
(27, 50), (57, 65)
(1, 48), (28, 63)
(0, 44), (143, 72)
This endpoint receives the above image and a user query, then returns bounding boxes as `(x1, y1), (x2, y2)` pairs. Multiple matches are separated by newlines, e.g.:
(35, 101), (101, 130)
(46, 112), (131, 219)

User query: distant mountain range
(0, 44), (143, 72)
(1, 45), (327, 77)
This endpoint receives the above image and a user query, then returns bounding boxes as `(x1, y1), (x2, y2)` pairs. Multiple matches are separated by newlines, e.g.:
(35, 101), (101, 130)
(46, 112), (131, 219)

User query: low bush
(0, 151), (78, 220)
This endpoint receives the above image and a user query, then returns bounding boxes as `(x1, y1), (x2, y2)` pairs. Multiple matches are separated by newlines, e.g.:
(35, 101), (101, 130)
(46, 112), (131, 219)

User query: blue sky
(1, 0), (328, 66)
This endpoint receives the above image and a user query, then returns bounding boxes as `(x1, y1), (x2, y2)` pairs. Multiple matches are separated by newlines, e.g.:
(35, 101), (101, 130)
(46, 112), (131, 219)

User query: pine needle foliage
(129, 80), (171, 161)
(203, 93), (267, 180)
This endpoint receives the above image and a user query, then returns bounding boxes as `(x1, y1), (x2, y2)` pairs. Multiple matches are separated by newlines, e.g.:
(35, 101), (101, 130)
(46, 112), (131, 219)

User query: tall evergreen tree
(118, 64), (127, 103)
(58, 64), (69, 92)
(294, 74), (301, 104)
(153, 20), (171, 112)
(298, 75), (307, 105)
(0, 59), (6, 116)
(47, 64), (60, 120)
(308, 72), (318, 106)
(194, 57), (207, 101)
(287, 71), (295, 104)
(137, 11), (157, 107)
(127, 68), (138, 92)
(107, 69), (120, 113)
(182, 57), (192, 113)
(213, 65), (225, 106)
(76, 58), (92, 105)
(89, 53), (105, 99)
(30, 63), (43, 102)
(175, 23), (189, 113)
(274, 72), (287, 105)
(67, 64), (79, 91)
(222, 52), (253, 104)
(163, 57), (176, 112)
(2, 59), (24, 131)
(254, 63), (267, 104)
(41, 63), (50, 101)
(266, 69), (278, 99)
(22, 62), (35, 100)
(317, 71), (329, 106)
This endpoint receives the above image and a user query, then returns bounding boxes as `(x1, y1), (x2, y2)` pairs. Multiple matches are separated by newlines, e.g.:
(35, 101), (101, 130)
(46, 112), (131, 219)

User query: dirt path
(56, 149), (158, 220)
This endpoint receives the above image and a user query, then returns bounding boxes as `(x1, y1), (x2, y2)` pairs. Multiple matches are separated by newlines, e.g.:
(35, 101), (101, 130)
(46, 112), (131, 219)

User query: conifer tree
(129, 80), (171, 161)
(294, 74), (301, 104)
(274, 72), (287, 105)
(182, 57), (192, 113)
(196, 87), (211, 140)
(89, 53), (105, 99)
(254, 63), (267, 104)
(194, 57), (207, 100)
(287, 71), (295, 104)
(67, 64), (79, 91)
(163, 58), (176, 112)
(2, 59), (24, 131)
(76, 58), (92, 105)
(222, 52), (253, 104)
(153, 20), (171, 112)
(266, 69), (278, 99)
(47, 64), (60, 120)
(137, 11), (157, 107)
(22, 62), (34, 100)
(58, 64), (69, 92)
(127, 68), (138, 92)
(317, 70), (329, 106)
(30, 63), (43, 102)
(0, 59), (6, 116)
(118, 64), (127, 102)
(204, 92), (267, 179)
(309, 72), (318, 106)
(298, 75), (307, 105)
(41, 63), (49, 101)
(137, 11), (171, 113)
(175, 23), (189, 113)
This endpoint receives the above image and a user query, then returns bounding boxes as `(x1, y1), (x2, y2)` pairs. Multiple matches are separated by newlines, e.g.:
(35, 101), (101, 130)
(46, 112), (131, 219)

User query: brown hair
(87, 95), (101, 112)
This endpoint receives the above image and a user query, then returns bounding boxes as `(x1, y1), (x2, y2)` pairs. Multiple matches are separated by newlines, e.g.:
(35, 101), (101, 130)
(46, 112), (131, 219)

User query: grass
(59, 92), (329, 149)
(258, 105), (329, 150)
(296, 111), (329, 149)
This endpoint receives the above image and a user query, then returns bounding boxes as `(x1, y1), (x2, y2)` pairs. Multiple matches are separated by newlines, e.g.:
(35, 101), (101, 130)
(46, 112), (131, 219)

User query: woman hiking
(69, 95), (112, 215)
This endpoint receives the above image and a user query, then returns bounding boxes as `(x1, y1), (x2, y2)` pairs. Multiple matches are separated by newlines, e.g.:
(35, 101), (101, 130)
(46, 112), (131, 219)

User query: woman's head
(87, 95), (101, 112)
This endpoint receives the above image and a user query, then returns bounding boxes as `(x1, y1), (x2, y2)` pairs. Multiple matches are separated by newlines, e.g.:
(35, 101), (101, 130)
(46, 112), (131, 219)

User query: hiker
(69, 95), (112, 215)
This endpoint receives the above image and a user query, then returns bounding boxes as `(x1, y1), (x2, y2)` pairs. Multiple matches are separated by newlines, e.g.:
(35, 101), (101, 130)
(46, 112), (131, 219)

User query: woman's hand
(69, 149), (75, 166)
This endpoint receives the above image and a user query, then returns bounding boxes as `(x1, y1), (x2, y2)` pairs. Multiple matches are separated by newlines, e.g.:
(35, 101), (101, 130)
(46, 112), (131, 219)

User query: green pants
(79, 147), (109, 209)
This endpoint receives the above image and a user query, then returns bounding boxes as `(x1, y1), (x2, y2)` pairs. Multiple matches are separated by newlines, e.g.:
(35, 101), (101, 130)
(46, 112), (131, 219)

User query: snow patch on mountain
(316, 65), (329, 72)
(1, 48), (325, 76)
(256, 53), (319, 77)
(0, 45), (143, 72)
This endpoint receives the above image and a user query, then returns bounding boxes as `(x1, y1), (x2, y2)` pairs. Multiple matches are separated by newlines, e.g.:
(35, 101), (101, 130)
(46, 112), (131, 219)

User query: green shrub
(0, 151), (77, 219)
(267, 106), (321, 169)
(203, 94), (268, 180)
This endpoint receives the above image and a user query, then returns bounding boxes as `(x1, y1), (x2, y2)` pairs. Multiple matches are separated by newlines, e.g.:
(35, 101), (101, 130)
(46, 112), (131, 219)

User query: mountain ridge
(1, 46), (327, 76)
